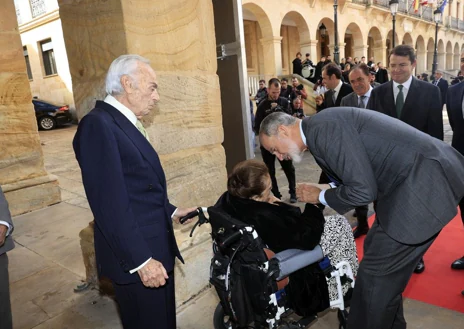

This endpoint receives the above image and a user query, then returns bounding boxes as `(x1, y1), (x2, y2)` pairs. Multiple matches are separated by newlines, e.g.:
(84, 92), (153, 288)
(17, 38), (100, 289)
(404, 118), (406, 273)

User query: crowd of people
(1, 46), (464, 329)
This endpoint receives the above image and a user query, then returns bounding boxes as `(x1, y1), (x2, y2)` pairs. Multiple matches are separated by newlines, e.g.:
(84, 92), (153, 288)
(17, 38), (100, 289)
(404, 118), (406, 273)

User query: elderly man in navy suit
(73, 55), (196, 329)
(433, 71), (449, 107)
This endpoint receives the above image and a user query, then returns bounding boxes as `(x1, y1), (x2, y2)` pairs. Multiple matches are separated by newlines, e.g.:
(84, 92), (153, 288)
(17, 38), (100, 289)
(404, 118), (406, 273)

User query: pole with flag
(439, 0), (448, 12)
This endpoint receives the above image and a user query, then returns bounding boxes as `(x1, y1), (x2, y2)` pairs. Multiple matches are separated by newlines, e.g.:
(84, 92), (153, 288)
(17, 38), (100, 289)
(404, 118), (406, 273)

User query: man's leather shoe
(414, 259), (425, 274)
(451, 256), (464, 269)
(352, 226), (369, 239)
(290, 194), (297, 204)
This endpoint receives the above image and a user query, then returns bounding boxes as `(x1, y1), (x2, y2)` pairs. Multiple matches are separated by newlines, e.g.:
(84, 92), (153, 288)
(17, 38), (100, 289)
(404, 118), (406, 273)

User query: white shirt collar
(333, 80), (343, 95)
(392, 75), (413, 91)
(299, 120), (307, 146)
(104, 95), (137, 126)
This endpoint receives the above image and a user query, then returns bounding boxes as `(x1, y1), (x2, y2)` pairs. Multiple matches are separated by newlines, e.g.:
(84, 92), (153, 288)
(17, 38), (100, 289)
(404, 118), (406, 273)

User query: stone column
(328, 43), (346, 62)
(373, 46), (387, 66)
(260, 36), (283, 79)
(416, 50), (427, 74)
(58, 0), (226, 308)
(300, 40), (318, 62)
(0, 0), (61, 215)
(354, 45), (369, 60)
(438, 51), (446, 71)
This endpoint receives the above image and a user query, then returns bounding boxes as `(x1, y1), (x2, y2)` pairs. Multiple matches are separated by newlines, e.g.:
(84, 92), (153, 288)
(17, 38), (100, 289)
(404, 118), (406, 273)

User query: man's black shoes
(353, 226), (369, 239)
(451, 256), (464, 269)
(414, 258), (425, 274)
(290, 194), (297, 204)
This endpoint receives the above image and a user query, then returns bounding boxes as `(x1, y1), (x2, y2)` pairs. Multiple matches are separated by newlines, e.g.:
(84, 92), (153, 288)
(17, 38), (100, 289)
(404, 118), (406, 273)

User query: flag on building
(439, 0), (448, 12)
(414, 0), (421, 12)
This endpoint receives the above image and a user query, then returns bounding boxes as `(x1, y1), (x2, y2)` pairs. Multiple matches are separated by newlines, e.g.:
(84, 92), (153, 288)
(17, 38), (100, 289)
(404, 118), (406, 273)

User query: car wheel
(213, 303), (236, 329)
(38, 116), (56, 130)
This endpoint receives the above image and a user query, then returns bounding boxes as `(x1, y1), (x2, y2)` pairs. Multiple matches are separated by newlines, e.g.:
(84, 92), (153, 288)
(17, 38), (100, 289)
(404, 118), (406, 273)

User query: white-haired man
(73, 55), (196, 329)
(258, 110), (464, 329)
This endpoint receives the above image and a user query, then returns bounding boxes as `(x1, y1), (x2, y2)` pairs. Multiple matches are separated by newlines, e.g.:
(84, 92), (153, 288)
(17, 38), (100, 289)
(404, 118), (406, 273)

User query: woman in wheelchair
(215, 159), (358, 313)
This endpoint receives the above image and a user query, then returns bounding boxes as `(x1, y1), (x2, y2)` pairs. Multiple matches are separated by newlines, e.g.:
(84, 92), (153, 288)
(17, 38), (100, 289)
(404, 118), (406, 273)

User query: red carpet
(355, 211), (464, 313)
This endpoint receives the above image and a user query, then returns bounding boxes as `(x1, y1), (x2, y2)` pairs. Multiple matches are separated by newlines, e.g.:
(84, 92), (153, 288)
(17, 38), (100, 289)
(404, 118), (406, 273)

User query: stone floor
(7, 111), (464, 329)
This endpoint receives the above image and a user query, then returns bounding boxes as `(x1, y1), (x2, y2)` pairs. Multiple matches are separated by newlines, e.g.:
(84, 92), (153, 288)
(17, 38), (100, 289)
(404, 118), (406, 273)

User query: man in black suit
(446, 51), (464, 272)
(315, 62), (353, 112)
(375, 61), (389, 84)
(367, 45), (443, 274)
(340, 63), (373, 238)
(433, 71), (449, 107)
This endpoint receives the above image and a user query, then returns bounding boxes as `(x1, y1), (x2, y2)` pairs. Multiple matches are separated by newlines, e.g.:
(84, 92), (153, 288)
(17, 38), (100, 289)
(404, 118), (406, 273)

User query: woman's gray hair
(105, 54), (150, 95)
(259, 112), (297, 136)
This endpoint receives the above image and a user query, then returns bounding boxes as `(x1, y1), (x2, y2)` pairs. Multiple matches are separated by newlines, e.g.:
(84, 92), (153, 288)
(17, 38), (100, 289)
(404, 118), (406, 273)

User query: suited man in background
(259, 109), (464, 329)
(367, 45), (443, 274)
(433, 70), (449, 107)
(315, 62), (353, 112)
(375, 61), (389, 84)
(0, 186), (14, 329)
(339, 63), (373, 238)
(446, 52), (464, 272)
(73, 55), (196, 329)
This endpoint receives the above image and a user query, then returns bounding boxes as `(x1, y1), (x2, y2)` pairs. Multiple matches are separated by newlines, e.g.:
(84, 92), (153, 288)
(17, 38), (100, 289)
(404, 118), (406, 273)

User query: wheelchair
(182, 206), (355, 329)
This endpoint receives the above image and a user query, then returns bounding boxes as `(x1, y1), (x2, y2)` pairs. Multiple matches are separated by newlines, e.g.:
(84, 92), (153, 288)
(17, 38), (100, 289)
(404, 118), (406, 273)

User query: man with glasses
(367, 45), (443, 274)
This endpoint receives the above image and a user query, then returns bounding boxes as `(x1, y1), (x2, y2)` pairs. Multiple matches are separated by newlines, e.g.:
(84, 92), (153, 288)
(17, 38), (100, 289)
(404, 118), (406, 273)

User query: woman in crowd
(215, 159), (358, 314)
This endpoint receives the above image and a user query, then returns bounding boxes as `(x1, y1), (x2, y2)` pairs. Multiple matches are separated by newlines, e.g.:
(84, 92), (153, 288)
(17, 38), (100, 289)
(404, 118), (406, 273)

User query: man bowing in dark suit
(446, 51), (464, 271)
(258, 110), (464, 329)
(433, 70), (449, 107)
(367, 45), (443, 274)
(73, 55), (197, 329)
(315, 62), (353, 112)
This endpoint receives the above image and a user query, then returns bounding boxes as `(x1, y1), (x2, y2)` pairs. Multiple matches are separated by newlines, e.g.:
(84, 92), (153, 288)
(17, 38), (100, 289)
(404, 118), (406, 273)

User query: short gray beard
(288, 141), (304, 163)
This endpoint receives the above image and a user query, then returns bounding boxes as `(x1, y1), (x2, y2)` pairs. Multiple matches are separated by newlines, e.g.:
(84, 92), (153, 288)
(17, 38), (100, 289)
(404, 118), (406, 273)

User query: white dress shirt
(104, 95), (178, 274)
(358, 86), (373, 108)
(332, 80), (343, 102)
(392, 75), (413, 103)
(298, 121), (334, 206)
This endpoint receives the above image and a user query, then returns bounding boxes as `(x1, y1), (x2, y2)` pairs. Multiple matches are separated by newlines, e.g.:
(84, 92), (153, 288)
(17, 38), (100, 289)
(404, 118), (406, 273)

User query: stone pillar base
(2, 175), (61, 216)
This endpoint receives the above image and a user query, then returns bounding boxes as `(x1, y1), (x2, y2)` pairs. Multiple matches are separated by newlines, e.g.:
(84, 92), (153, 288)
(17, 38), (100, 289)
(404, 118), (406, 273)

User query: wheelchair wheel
(337, 309), (349, 329)
(213, 302), (235, 329)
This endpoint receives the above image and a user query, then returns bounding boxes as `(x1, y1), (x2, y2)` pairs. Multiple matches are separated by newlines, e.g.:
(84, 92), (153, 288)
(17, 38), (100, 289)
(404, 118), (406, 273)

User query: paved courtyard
(7, 111), (464, 328)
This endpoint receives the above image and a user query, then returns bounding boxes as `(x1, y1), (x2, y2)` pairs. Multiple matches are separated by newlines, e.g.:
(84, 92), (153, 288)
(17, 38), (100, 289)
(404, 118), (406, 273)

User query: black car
(32, 98), (73, 130)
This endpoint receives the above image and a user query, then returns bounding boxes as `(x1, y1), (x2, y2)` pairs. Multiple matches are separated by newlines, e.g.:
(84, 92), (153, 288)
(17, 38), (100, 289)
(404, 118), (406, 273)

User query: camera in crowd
(296, 84), (304, 91)
(451, 75), (464, 85)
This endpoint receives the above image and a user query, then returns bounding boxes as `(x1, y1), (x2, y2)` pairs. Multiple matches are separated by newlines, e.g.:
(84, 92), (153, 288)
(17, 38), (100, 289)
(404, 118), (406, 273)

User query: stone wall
(58, 0), (227, 309)
(0, 0), (61, 216)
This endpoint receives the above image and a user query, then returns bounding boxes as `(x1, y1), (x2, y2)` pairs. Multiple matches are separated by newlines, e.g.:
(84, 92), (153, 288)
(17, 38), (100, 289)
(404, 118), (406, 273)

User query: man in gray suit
(0, 186), (14, 329)
(259, 109), (464, 329)
(340, 63), (373, 238)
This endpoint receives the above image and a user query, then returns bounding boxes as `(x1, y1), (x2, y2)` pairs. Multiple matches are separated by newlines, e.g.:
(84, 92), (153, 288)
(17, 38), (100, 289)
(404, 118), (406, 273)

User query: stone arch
(367, 27), (384, 66)
(343, 22), (365, 61)
(446, 41), (453, 70)
(454, 42), (460, 71)
(426, 37), (435, 73)
(279, 11), (311, 75)
(315, 17), (334, 60)
(415, 35), (426, 75)
(242, 3), (280, 78)
(438, 39), (445, 71)
(402, 33), (413, 46)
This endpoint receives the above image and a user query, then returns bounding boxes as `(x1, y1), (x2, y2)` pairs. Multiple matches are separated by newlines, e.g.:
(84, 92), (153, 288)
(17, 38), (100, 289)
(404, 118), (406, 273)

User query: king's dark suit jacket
(367, 77), (444, 140)
(446, 81), (464, 155)
(316, 83), (353, 112)
(73, 101), (182, 284)
(303, 108), (464, 245)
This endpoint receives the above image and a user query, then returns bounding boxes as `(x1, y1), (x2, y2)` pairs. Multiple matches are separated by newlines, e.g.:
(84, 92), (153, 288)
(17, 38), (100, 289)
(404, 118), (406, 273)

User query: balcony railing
(422, 6), (433, 22)
(352, 0), (368, 4)
(372, 0), (389, 8)
(459, 19), (464, 31)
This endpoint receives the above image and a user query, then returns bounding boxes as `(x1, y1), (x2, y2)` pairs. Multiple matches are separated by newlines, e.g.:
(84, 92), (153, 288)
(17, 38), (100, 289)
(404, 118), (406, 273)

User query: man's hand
(315, 95), (323, 105)
(173, 207), (199, 224)
(296, 183), (330, 204)
(0, 224), (8, 247)
(137, 258), (168, 288)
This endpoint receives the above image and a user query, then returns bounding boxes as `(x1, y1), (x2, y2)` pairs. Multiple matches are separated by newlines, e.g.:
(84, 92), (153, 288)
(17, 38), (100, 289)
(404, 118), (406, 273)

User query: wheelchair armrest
(271, 246), (324, 281)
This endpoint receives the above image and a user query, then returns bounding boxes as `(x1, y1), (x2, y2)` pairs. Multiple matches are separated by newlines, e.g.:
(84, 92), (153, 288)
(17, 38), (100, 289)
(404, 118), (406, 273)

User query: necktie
(136, 120), (150, 142)
(332, 90), (336, 104)
(358, 95), (366, 108)
(396, 85), (404, 118)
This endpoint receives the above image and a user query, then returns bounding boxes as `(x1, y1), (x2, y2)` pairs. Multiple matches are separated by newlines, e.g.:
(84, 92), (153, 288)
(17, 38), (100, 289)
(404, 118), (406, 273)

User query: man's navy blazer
(446, 81), (464, 155)
(73, 101), (182, 284)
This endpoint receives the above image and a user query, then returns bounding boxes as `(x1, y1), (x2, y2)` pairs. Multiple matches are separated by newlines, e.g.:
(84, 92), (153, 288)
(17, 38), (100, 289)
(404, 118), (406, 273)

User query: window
(40, 39), (57, 76)
(30, 0), (46, 18)
(24, 46), (33, 80)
